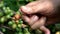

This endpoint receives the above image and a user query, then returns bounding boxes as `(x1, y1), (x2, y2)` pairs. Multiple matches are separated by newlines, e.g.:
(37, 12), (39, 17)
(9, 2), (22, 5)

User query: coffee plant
(0, 0), (60, 34)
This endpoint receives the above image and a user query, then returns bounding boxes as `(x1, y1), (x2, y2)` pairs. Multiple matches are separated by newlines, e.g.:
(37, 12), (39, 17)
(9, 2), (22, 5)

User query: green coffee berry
(6, 15), (11, 19)
(8, 21), (13, 26)
(0, 17), (6, 23)
(12, 24), (17, 29)
(1, 28), (6, 32)
(17, 24), (22, 28)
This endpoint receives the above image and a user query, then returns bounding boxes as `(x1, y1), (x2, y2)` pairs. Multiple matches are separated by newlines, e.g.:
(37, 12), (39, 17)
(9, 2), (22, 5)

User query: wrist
(47, 0), (60, 17)
(51, 0), (60, 15)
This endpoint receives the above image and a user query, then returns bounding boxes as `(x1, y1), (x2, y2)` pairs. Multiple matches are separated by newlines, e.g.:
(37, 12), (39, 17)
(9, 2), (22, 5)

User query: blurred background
(0, 0), (60, 34)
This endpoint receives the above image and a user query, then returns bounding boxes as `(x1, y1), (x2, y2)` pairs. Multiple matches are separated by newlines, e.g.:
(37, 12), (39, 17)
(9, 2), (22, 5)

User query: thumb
(20, 1), (47, 14)
(20, 0), (53, 15)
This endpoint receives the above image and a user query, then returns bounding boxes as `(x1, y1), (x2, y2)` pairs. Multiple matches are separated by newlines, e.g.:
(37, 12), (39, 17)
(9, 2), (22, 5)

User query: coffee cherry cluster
(0, 1), (31, 34)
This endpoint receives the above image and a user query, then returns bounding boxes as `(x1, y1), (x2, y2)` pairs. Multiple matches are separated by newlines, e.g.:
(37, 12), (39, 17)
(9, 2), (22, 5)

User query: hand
(20, 0), (60, 34)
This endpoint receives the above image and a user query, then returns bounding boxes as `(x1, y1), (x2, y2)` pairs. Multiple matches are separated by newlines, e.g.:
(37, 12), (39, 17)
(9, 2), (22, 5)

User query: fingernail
(21, 6), (32, 14)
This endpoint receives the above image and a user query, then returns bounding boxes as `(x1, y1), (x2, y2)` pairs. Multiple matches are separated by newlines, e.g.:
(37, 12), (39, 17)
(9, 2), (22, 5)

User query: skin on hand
(22, 15), (39, 26)
(20, 0), (60, 34)
(40, 26), (50, 34)
(22, 15), (50, 34)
